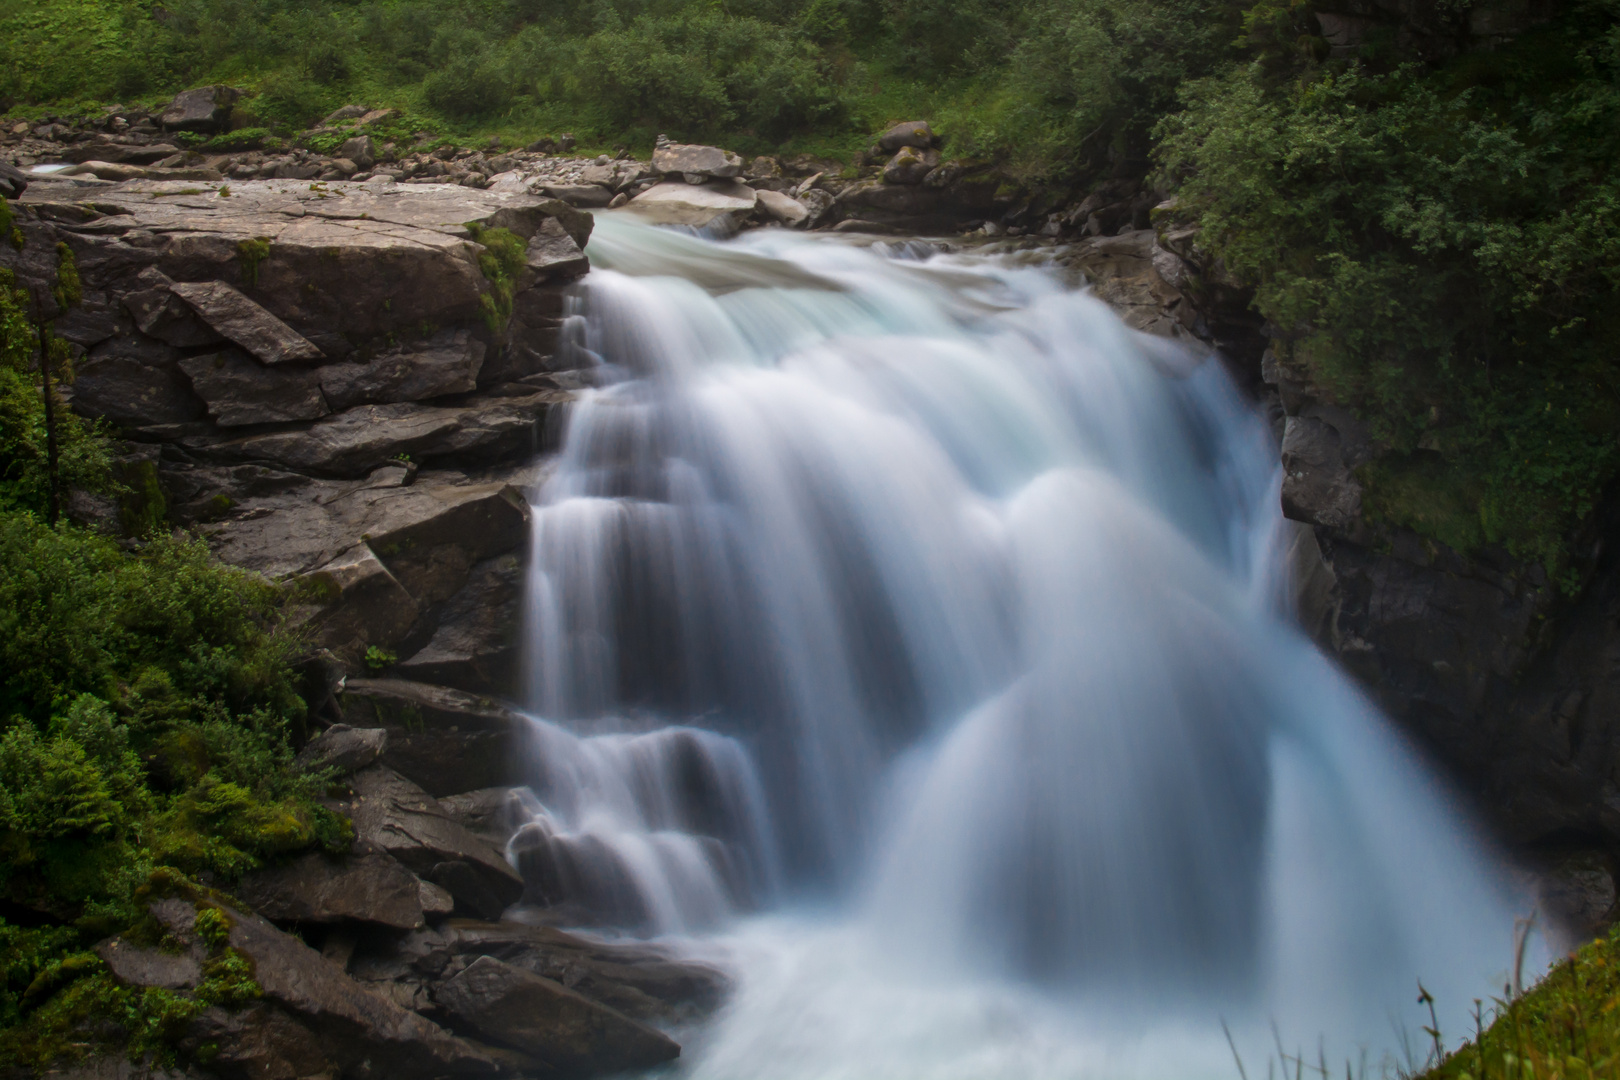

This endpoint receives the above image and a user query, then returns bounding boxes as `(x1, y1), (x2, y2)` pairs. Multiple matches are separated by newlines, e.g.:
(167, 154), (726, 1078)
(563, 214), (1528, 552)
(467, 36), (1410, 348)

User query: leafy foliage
(1159, 0), (1620, 572)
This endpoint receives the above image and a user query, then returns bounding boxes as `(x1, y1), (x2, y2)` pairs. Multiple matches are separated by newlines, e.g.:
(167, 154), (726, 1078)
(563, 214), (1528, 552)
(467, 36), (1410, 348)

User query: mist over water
(509, 215), (1542, 1078)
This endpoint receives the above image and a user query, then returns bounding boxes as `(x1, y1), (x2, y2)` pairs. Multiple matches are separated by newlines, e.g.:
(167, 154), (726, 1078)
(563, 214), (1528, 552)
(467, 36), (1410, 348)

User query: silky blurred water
(505, 215), (1541, 1079)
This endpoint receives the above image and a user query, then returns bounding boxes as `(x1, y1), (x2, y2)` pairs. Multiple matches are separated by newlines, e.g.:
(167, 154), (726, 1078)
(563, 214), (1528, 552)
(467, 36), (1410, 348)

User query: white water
(510, 215), (1543, 1078)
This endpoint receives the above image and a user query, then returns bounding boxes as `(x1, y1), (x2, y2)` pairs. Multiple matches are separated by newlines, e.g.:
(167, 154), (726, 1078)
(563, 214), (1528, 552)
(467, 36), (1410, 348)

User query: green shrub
(1158, 1), (1620, 574)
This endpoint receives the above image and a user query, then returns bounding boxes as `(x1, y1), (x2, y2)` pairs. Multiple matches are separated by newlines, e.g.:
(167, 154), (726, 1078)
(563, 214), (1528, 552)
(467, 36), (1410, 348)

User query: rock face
(339, 678), (530, 795)
(103, 896), (496, 1080)
(436, 956), (681, 1075)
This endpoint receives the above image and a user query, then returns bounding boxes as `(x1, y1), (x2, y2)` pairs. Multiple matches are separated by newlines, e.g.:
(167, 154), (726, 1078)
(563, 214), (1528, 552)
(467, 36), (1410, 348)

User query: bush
(1158, 2), (1620, 574)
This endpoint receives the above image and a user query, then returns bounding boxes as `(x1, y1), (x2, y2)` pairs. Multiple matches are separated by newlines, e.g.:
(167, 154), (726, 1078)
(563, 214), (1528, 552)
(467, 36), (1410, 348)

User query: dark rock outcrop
(342, 763), (525, 918)
(161, 86), (241, 133)
(236, 846), (430, 930)
(436, 956), (680, 1076)
(339, 679), (529, 795)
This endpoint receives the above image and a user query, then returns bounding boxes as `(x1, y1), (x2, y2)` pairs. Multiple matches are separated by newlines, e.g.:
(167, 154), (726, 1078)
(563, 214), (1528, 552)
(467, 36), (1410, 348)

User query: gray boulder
(883, 146), (942, 185)
(61, 142), (182, 166)
(1280, 415), (1365, 529)
(339, 135), (377, 171)
(755, 188), (810, 227)
(525, 218), (589, 281)
(435, 955), (681, 1075)
(295, 724), (389, 775)
(322, 105), (370, 126)
(878, 120), (939, 152)
(344, 764), (525, 916)
(235, 846), (428, 930)
(540, 183), (615, 208)
(168, 280), (325, 366)
(300, 542), (421, 660)
(317, 329), (486, 410)
(178, 348), (329, 427)
(651, 140), (743, 180)
(0, 161), (27, 200)
(626, 179), (757, 229)
(161, 86), (241, 133)
(340, 678), (529, 796)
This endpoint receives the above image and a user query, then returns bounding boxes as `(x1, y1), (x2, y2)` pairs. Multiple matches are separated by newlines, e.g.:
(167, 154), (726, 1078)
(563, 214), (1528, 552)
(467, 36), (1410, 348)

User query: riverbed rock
(0, 161), (28, 199)
(178, 347), (330, 426)
(434, 919), (730, 1024)
(651, 140), (743, 180)
(61, 142), (183, 166)
(161, 86), (241, 132)
(343, 764), (525, 917)
(541, 183), (615, 208)
(626, 179), (758, 229)
(755, 188), (810, 227)
(235, 846), (429, 930)
(524, 218), (590, 280)
(339, 678), (530, 796)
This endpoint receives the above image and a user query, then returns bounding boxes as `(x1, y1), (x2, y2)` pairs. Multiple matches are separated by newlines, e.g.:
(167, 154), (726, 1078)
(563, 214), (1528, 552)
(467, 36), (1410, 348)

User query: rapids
(507, 215), (1543, 1078)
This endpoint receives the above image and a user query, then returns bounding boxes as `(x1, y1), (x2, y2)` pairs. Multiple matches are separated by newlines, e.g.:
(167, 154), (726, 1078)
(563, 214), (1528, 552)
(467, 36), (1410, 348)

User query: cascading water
(507, 214), (1544, 1078)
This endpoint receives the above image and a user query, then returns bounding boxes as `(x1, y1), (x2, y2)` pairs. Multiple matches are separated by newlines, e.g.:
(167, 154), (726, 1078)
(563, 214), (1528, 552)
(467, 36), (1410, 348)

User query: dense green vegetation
(0, 254), (342, 1068)
(1161, 0), (1620, 577)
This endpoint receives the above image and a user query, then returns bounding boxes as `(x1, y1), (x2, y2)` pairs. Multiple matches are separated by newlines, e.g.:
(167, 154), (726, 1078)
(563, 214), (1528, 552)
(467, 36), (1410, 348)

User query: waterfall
(509, 214), (1541, 1078)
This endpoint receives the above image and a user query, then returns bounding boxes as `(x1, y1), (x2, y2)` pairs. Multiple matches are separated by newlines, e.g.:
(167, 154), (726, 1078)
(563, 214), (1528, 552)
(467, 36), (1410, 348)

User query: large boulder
(883, 146), (941, 185)
(343, 763), (525, 918)
(235, 846), (429, 930)
(878, 120), (940, 152)
(754, 189), (810, 227)
(524, 218), (590, 281)
(339, 678), (529, 796)
(71, 334), (206, 426)
(161, 86), (241, 132)
(651, 139), (743, 180)
(295, 724), (389, 775)
(0, 161), (27, 200)
(434, 919), (730, 1025)
(434, 955), (681, 1076)
(625, 180), (758, 229)
(1280, 414), (1367, 529)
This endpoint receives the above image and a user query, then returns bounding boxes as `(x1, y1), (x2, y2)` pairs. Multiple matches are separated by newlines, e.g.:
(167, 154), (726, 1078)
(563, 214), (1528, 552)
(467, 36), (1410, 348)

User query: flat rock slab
(625, 180), (757, 228)
(436, 955), (680, 1076)
(18, 178), (583, 346)
(236, 845), (428, 930)
(178, 348), (328, 427)
(169, 280), (323, 364)
(295, 724), (390, 775)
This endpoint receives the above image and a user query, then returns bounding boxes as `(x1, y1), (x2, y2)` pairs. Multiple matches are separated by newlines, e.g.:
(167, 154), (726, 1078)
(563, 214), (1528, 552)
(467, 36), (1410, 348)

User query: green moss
(464, 222), (527, 334)
(235, 238), (271, 289)
(51, 243), (82, 311)
(0, 198), (22, 250)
